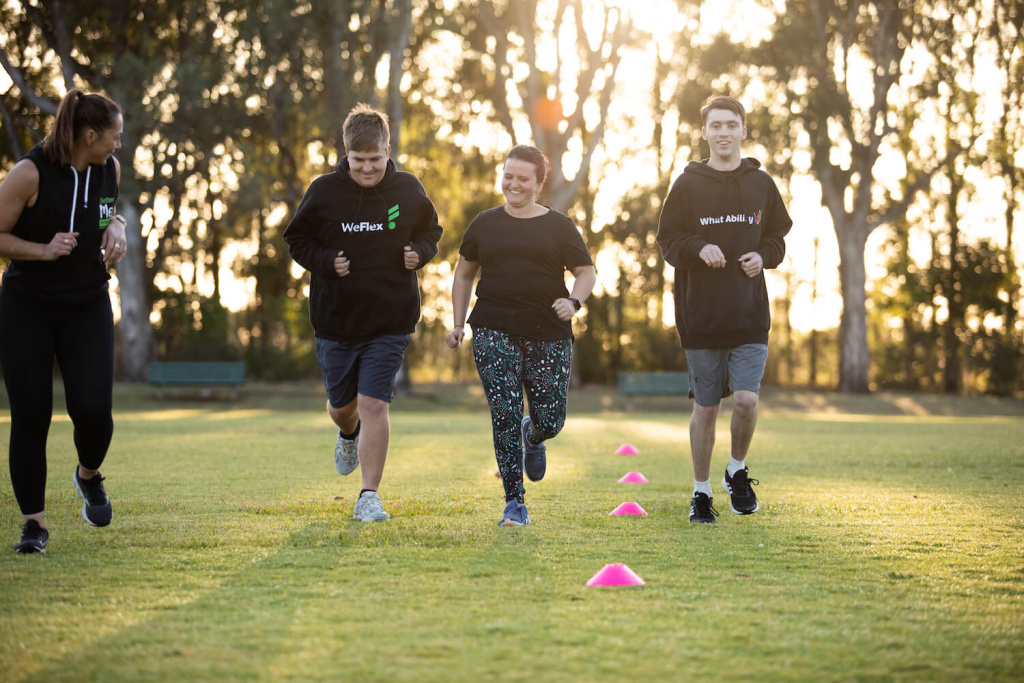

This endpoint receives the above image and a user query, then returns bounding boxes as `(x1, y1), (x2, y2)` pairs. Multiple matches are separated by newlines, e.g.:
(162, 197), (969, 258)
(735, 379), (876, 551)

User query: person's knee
(533, 414), (564, 440)
(693, 402), (721, 419)
(328, 397), (358, 421)
(733, 390), (759, 414)
(67, 397), (113, 426)
(357, 394), (389, 420)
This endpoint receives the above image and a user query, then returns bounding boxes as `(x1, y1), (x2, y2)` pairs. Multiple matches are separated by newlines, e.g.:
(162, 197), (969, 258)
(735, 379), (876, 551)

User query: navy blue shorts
(314, 334), (410, 408)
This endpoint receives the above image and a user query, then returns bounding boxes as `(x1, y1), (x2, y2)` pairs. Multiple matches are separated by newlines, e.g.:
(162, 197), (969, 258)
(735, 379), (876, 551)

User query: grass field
(1, 383), (1022, 682)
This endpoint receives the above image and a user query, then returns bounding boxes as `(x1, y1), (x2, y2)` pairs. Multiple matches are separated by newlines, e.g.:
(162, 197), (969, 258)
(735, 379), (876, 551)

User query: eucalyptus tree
(0, 0), (249, 379)
(442, 0), (634, 213)
(988, 0), (1023, 393)
(752, 0), (965, 393)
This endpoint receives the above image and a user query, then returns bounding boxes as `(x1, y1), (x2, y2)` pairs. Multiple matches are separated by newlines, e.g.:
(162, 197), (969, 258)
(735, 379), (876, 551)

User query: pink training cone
(586, 563), (646, 587)
(609, 502), (648, 516)
(617, 471), (649, 483)
(615, 443), (640, 455)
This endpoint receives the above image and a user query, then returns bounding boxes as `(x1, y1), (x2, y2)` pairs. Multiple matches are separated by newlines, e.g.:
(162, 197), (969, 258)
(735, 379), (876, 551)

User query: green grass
(1, 383), (1022, 681)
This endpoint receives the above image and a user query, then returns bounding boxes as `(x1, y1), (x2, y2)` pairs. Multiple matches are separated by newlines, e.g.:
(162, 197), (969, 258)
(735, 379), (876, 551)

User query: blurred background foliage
(1, 0), (1021, 395)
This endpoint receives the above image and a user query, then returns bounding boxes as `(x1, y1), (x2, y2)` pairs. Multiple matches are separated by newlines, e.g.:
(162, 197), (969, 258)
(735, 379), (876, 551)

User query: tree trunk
(109, 90), (152, 381)
(114, 200), (152, 381)
(387, 0), (414, 395)
(942, 176), (964, 394)
(808, 236), (820, 388)
(836, 224), (871, 393)
(386, 0), (412, 161)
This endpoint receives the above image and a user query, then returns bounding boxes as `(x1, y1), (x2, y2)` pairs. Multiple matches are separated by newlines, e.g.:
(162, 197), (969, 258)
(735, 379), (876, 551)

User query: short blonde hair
(342, 104), (390, 152)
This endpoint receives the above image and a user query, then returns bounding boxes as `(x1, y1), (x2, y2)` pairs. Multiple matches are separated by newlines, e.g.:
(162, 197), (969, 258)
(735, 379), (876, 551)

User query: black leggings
(0, 288), (114, 515)
(472, 327), (572, 502)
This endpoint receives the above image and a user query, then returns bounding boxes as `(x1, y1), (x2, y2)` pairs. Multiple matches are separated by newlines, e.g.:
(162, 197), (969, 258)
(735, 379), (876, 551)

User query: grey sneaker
(73, 469), (113, 527)
(498, 497), (530, 527)
(335, 427), (359, 475)
(522, 416), (546, 482)
(353, 490), (390, 522)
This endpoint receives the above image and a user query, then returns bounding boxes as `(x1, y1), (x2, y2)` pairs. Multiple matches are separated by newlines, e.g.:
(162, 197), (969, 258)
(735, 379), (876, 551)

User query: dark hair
(700, 96), (746, 126)
(505, 145), (548, 185)
(43, 89), (121, 165)
(343, 103), (390, 152)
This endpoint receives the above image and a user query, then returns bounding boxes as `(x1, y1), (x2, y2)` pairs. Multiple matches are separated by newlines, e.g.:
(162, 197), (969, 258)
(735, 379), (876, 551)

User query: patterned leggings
(472, 327), (573, 501)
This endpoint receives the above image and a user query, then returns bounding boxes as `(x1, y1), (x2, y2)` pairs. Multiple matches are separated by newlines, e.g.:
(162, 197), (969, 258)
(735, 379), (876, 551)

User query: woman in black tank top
(0, 88), (127, 554)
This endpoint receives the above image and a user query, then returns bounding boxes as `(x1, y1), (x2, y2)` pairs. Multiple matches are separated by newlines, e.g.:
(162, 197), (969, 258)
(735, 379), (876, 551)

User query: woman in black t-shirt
(0, 89), (126, 554)
(446, 145), (596, 527)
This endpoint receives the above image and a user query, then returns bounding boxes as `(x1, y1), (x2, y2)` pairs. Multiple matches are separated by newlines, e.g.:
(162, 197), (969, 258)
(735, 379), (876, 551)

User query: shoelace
(21, 523), (47, 544)
(693, 495), (719, 519)
(731, 471), (759, 497)
(79, 474), (108, 505)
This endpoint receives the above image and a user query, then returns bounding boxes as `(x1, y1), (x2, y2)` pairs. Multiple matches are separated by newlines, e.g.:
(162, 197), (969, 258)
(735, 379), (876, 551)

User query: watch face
(571, 298), (581, 311)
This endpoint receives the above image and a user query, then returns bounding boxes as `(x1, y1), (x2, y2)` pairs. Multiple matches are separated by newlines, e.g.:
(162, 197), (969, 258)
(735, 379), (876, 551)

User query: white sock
(727, 458), (747, 476)
(693, 479), (712, 497)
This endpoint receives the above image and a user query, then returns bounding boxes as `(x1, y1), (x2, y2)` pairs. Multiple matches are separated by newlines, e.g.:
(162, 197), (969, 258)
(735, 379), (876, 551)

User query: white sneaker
(353, 490), (390, 522)
(335, 429), (359, 475)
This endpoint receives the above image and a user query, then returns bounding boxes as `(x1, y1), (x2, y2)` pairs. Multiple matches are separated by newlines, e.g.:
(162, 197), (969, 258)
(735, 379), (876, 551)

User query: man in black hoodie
(284, 104), (443, 522)
(656, 96), (792, 524)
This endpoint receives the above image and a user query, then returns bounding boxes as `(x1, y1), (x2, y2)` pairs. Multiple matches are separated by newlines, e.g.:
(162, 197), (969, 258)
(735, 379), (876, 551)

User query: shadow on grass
(21, 495), (549, 682)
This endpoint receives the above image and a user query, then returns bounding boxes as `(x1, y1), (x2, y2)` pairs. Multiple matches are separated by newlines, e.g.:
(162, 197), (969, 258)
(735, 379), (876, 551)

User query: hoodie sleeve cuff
(320, 248), (338, 276)
(410, 243), (436, 270)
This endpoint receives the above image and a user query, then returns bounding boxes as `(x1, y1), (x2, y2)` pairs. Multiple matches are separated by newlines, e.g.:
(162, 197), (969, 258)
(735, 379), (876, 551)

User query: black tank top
(2, 144), (118, 305)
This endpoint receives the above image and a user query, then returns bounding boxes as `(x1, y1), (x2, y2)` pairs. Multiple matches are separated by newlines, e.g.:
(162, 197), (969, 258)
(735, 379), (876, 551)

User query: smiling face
(701, 108), (746, 169)
(501, 157), (541, 210)
(84, 114), (123, 165)
(347, 145), (391, 188)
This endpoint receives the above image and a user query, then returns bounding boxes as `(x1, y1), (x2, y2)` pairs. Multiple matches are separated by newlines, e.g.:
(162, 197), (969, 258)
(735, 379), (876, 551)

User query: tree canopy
(1, 0), (1021, 395)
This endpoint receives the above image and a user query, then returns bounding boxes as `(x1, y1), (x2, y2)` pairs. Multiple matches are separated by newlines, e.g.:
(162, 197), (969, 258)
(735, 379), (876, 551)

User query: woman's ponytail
(43, 89), (121, 165)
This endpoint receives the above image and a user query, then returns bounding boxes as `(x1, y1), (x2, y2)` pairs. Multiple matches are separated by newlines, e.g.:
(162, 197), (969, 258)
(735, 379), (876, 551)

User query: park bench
(147, 361), (246, 400)
(617, 371), (689, 410)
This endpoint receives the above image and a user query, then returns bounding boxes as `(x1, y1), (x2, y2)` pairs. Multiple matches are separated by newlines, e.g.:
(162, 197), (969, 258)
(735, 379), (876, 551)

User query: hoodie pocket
(683, 269), (769, 335)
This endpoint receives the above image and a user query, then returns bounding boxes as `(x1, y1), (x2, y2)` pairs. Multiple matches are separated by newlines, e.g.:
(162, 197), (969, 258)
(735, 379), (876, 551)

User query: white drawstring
(69, 167), (79, 233)
(83, 166), (91, 207)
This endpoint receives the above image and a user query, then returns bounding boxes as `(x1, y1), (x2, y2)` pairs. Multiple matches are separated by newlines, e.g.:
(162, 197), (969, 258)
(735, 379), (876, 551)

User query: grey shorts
(314, 334), (410, 408)
(685, 344), (769, 406)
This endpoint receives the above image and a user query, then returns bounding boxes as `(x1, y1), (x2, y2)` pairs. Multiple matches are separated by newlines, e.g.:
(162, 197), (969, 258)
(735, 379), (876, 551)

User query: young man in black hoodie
(284, 104), (442, 522)
(656, 96), (792, 524)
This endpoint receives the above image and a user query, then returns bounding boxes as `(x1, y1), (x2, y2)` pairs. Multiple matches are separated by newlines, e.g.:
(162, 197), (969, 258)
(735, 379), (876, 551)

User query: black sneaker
(722, 467), (760, 515)
(689, 492), (719, 524)
(73, 469), (113, 527)
(14, 520), (49, 554)
(522, 416), (546, 482)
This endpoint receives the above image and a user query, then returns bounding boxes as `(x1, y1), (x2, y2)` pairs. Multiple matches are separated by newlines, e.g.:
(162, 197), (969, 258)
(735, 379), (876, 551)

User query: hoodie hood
(684, 157), (763, 215)
(334, 156), (399, 224)
(685, 156), (762, 180)
(334, 156), (398, 192)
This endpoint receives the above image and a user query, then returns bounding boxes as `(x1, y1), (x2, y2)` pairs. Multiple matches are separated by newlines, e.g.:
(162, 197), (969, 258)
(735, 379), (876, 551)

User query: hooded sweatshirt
(283, 157), (443, 341)
(656, 158), (792, 349)
(2, 144), (118, 305)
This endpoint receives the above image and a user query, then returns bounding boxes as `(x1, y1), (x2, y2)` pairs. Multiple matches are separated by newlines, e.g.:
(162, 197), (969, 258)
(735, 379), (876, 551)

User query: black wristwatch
(569, 297), (582, 312)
